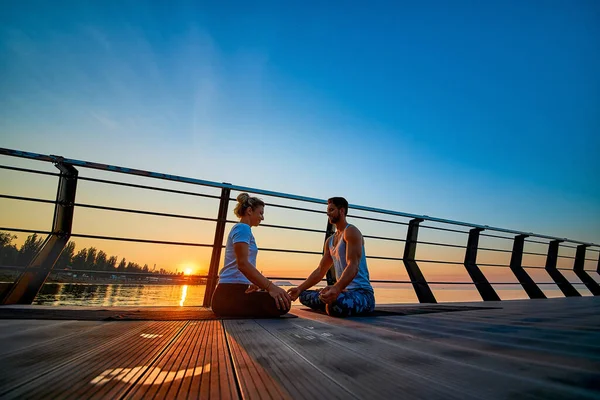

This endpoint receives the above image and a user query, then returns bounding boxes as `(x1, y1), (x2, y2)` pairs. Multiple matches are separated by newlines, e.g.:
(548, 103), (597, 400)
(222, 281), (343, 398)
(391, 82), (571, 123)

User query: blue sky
(1, 0), (599, 244)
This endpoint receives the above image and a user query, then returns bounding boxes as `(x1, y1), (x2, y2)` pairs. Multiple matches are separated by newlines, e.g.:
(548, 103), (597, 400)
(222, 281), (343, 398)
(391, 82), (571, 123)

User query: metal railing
(1, 147), (599, 306)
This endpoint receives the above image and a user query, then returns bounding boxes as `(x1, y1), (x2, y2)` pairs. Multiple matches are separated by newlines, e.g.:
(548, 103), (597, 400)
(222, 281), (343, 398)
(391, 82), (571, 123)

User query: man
(287, 197), (375, 317)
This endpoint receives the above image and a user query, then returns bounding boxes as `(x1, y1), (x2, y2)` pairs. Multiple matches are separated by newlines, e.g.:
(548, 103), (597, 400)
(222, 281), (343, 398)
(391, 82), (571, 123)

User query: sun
(180, 262), (196, 276)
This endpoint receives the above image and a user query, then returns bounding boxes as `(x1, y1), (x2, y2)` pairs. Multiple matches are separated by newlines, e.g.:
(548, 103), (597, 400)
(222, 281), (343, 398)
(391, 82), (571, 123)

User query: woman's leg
(211, 283), (287, 318)
(326, 289), (375, 317)
(299, 289), (326, 312)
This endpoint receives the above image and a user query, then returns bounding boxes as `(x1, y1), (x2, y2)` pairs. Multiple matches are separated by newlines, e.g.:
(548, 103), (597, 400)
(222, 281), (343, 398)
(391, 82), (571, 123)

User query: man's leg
(326, 289), (375, 317)
(299, 289), (326, 312)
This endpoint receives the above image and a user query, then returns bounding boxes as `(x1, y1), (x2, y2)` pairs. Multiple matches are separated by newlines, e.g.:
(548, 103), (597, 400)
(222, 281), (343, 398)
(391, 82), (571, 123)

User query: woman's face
(248, 205), (265, 227)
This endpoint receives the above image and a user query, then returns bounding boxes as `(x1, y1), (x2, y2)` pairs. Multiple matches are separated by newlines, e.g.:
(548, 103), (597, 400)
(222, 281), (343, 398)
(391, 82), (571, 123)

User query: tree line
(0, 232), (177, 275)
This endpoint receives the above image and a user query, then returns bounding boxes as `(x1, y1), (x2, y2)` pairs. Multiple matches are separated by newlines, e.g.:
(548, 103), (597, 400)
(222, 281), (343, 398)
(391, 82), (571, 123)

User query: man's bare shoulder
(344, 225), (363, 241)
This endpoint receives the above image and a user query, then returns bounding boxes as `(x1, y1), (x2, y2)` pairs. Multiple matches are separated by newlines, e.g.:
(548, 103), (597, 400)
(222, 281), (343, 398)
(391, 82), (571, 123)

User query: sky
(1, 1), (599, 287)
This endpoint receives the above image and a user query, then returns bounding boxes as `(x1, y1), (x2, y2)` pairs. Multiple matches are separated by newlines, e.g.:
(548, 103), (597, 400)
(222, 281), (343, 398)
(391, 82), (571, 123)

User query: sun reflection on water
(179, 285), (188, 306)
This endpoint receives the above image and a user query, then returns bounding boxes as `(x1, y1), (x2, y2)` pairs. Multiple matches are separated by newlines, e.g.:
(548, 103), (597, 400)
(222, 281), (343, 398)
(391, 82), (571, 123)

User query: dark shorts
(299, 288), (375, 317)
(211, 283), (288, 318)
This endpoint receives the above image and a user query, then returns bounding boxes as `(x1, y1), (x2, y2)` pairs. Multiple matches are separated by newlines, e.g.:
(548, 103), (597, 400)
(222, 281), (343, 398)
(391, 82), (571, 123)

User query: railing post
(573, 244), (600, 296)
(403, 218), (436, 303)
(509, 234), (546, 299)
(324, 220), (336, 285)
(1, 162), (78, 305)
(202, 187), (231, 307)
(463, 228), (500, 301)
(545, 240), (580, 297)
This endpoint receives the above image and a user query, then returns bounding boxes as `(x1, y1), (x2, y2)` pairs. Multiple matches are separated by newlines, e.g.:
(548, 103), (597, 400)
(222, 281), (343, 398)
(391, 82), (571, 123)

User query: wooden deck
(0, 296), (599, 399)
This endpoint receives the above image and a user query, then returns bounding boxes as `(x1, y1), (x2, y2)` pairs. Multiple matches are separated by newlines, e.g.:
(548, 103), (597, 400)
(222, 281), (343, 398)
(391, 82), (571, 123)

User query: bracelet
(265, 281), (272, 291)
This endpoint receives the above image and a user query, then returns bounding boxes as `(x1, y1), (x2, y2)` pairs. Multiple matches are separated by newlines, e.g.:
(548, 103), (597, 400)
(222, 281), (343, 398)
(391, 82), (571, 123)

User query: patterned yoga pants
(299, 288), (375, 317)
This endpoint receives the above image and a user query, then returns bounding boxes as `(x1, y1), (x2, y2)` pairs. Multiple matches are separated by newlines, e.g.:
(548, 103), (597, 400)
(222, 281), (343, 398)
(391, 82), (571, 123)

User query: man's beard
(329, 215), (339, 224)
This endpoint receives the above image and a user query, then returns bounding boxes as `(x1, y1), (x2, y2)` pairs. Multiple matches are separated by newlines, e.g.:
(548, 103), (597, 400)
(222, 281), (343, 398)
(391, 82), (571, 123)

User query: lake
(24, 282), (592, 307)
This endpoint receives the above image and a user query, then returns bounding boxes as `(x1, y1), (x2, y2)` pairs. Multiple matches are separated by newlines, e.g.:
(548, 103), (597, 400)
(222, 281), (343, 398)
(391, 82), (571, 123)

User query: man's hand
(319, 285), (341, 304)
(287, 287), (302, 301)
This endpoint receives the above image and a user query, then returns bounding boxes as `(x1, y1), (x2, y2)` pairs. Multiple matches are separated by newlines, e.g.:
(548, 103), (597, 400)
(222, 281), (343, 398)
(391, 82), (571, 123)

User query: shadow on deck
(0, 297), (599, 399)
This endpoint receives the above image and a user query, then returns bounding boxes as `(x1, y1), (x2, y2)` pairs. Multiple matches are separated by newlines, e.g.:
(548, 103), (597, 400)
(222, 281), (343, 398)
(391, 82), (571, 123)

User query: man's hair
(327, 197), (349, 216)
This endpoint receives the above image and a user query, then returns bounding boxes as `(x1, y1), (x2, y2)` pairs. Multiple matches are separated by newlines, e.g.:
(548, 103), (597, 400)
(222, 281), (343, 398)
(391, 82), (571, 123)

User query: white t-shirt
(218, 223), (257, 284)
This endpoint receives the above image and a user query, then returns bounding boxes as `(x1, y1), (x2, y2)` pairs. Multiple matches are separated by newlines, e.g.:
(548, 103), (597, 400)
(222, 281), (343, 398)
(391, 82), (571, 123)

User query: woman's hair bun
(237, 192), (250, 203)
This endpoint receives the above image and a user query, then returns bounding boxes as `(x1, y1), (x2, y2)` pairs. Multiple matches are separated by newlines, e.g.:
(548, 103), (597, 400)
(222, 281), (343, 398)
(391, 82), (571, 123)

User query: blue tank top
(329, 225), (373, 291)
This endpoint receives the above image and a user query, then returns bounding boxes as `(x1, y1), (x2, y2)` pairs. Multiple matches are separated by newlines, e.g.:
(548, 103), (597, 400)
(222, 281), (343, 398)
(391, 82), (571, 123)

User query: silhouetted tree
(85, 247), (97, 270)
(0, 232), (19, 266)
(72, 249), (88, 270)
(117, 258), (126, 272)
(56, 241), (75, 269)
(107, 256), (117, 270)
(95, 250), (108, 271)
(17, 233), (44, 266)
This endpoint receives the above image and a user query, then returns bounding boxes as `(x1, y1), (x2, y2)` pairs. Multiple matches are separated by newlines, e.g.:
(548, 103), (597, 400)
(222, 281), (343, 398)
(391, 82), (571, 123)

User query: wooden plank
(272, 311), (600, 399)
(224, 319), (355, 400)
(226, 319), (312, 400)
(256, 318), (473, 399)
(0, 320), (104, 356)
(0, 320), (153, 396)
(125, 320), (237, 400)
(3, 321), (186, 399)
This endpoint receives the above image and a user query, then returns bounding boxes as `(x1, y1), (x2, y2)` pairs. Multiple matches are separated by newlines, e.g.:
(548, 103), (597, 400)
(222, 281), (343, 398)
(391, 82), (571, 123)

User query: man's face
(327, 204), (342, 224)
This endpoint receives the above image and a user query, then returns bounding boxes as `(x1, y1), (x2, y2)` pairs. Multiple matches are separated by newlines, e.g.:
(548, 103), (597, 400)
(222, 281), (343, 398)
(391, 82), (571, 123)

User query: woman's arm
(234, 242), (291, 310)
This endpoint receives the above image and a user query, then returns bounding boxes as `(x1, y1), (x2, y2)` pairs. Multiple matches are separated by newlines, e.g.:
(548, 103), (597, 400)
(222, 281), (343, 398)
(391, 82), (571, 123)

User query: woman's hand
(244, 284), (261, 294)
(268, 284), (292, 310)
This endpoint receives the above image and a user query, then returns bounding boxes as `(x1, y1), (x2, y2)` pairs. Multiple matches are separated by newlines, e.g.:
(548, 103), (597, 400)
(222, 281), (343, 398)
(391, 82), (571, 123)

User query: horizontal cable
(417, 241), (466, 249)
(521, 266), (546, 270)
(231, 198), (326, 215)
(557, 255), (576, 259)
(523, 238), (549, 245)
(479, 233), (514, 240)
(74, 202), (218, 223)
(477, 263), (509, 267)
(78, 176), (222, 200)
(3, 147), (598, 247)
(0, 265), (210, 278)
(478, 247), (513, 253)
(414, 259), (464, 265)
(0, 194), (56, 205)
(244, 222), (325, 235)
(367, 255), (404, 261)
(70, 233), (214, 247)
(363, 234), (405, 243)
(347, 214), (409, 226)
(522, 251), (547, 256)
(0, 227), (51, 235)
(419, 225), (469, 235)
(263, 278), (564, 285)
(0, 164), (60, 177)
(257, 247), (323, 255)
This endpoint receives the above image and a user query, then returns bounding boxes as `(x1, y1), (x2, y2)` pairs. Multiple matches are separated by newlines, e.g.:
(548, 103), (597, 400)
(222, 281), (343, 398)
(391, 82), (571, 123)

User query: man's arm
(287, 237), (334, 300)
(319, 226), (362, 303)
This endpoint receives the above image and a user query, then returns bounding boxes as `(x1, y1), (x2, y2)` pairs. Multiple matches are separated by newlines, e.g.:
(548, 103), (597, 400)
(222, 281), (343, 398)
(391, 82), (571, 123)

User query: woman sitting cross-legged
(211, 193), (292, 318)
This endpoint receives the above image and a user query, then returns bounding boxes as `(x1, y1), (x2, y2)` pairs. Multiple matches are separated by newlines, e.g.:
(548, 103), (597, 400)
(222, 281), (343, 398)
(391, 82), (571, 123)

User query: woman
(211, 193), (292, 317)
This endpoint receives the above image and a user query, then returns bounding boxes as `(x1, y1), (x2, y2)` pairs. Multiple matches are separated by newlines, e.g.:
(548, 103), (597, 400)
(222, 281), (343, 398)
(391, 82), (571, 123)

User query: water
(27, 283), (588, 307)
